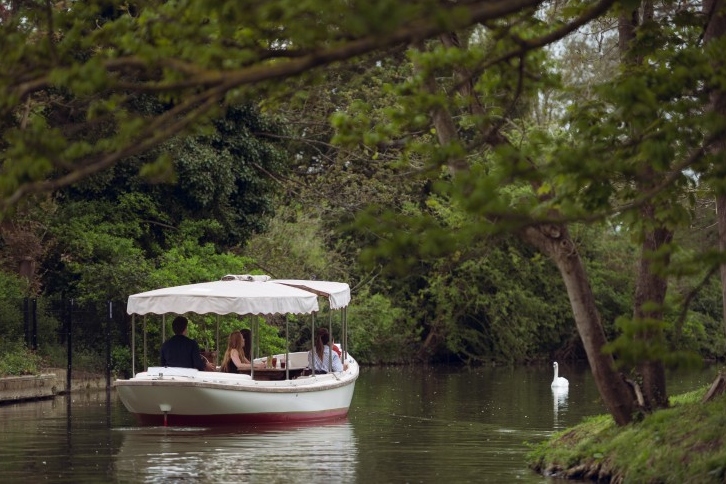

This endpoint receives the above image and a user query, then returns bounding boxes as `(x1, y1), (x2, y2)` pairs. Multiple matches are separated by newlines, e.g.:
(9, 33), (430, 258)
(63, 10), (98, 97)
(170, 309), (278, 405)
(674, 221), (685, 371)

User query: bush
(39, 343), (105, 373)
(0, 341), (42, 377)
(665, 312), (726, 360)
(0, 273), (26, 342)
(111, 345), (132, 378)
(347, 289), (414, 364)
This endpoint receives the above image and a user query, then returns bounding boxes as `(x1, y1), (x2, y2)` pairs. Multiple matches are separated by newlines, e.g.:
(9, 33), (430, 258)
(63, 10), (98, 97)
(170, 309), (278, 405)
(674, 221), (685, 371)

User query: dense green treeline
(1, 142), (724, 372)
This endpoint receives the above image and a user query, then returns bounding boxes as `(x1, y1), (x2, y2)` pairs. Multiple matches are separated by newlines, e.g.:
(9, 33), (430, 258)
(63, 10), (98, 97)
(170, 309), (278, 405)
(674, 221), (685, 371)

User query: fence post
(106, 301), (112, 388)
(67, 299), (73, 393)
(31, 298), (38, 351)
(23, 297), (29, 347)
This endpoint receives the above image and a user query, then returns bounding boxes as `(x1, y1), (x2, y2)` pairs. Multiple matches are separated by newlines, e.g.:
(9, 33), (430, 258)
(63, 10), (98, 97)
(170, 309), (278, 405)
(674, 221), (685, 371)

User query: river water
(0, 363), (717, 483)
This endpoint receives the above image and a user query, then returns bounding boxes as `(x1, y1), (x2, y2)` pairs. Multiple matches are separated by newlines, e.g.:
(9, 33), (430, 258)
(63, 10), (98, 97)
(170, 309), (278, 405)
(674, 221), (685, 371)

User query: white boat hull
(115, 354), (359, 426)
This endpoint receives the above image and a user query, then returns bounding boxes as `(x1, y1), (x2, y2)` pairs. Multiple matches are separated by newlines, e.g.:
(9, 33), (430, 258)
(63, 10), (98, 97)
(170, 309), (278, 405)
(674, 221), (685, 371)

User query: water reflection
(552, 385), (569, 429)
(114, 420), (357, 482)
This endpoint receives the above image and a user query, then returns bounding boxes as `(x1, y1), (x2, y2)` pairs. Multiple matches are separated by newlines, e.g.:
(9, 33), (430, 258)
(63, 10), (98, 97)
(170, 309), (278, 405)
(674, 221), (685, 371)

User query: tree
(330, 0), (726, 425)
(0, 0), (554, 214)
(616, 0), (671, 413)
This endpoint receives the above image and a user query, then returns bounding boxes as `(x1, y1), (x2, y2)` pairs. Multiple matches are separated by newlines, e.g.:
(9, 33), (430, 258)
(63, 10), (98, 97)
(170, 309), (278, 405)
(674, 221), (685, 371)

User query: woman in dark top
(220, 330), (251, 373)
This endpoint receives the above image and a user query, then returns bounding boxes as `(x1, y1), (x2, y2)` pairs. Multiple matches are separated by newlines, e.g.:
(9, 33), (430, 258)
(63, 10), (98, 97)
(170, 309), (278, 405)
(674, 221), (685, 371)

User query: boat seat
(285, 352), (309, 368)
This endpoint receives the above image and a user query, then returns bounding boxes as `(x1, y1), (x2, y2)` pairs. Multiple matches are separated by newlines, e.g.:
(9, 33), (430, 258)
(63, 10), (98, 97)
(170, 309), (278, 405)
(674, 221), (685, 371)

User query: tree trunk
(632, 210), (672, 410)
(619, 1), (669, 411)
(718, 195), (726, 338)
(702, 371), (726, 403)
(705, 0), (726, 338)
(523, 224), (636, 426)
(413, 41), (467, 175)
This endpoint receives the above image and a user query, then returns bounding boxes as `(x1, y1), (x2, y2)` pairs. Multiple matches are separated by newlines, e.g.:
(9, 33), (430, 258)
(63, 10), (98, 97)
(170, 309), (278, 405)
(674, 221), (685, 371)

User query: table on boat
(238, 367), (309, 381)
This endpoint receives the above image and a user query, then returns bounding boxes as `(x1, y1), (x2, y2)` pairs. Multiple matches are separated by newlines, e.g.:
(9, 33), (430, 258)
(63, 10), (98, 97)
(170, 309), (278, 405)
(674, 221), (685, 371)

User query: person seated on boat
(160, 316), (216, 371)
(331, 335), (342, 358)
(308, 327), (347, 374)
(221, 330), (254, 373)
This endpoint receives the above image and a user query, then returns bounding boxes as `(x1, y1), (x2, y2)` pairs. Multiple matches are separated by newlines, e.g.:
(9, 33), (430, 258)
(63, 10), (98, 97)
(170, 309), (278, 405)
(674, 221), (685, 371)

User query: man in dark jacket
(160, 316), (214, 371)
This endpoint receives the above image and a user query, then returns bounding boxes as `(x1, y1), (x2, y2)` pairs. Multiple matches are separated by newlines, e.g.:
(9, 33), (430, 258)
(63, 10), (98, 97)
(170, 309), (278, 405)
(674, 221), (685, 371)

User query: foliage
(422, 239), (576, 364)
(0, 0), (534, 214)
(278, 2), (726, 430)
(0, 340), (43, 377)
(60, 103), (289, 249)
(577, 224), (636, 336)
(43, 198), (153, 300)
(38, 343), (106, 373)
(240, 318), (288, 359)
(146, 224), (253, 288)
(0, 272), (27, 340)
(111, 345), (132, 378)
(40, 101), (289, 302)
(671, 312), (726, 362)
(243, 203), (342, 281)
(0, 284), (61, 357)
(347, 289), (413, 364)
(527, 384), (726, 482)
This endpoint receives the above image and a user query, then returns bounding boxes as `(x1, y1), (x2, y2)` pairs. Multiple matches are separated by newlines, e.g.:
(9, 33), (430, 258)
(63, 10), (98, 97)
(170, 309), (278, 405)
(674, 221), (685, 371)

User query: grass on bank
(527, 384), (726, 483)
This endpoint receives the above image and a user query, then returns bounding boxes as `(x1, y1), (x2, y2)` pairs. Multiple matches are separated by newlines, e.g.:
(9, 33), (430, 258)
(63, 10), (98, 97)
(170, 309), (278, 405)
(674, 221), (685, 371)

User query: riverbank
(0, 368), (108, 404)
(527, 383), (726, 483)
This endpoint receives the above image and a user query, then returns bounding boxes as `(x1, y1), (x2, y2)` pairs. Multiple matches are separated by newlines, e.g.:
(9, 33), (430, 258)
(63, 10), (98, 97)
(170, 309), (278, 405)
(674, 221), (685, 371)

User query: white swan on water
(551, 361), (569, 387)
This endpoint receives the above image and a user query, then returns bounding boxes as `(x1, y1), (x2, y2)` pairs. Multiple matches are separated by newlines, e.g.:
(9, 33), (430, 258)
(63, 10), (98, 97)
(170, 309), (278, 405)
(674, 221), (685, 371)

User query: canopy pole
(311, 312), (315, 376)
(131, 315), (136, 377)
(342, 307), (347, 361)
(285, 316), (289, 379)
(143, 316), (147, 371)
(215, 315), (220, 366)
(250, 316), (257, 379)
(328, 301), (333, 371)
(162, 314), (166, 342)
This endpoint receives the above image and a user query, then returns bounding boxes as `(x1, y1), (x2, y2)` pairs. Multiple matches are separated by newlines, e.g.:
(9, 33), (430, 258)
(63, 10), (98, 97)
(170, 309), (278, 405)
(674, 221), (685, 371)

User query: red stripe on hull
(133, 408), (350, 427)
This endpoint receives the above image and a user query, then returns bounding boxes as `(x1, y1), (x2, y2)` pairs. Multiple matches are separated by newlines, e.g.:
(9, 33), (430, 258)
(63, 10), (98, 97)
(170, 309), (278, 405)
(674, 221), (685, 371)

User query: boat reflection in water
(114, 419), (358, 482)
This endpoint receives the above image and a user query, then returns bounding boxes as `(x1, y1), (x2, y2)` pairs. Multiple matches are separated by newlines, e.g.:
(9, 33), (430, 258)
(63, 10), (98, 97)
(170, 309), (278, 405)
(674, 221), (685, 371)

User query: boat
(114, 275), (359, 426)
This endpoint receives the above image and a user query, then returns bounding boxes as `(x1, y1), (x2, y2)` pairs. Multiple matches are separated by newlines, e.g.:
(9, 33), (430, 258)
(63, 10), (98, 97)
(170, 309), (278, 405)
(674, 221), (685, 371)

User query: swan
(551, 361), (569, 388)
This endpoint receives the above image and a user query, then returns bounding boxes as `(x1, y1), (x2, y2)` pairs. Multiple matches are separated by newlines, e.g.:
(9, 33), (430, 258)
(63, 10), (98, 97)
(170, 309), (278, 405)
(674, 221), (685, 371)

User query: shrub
(0, 341), (42, 377)
(111, 345), (132, 378)
(347, 289), (414, 364)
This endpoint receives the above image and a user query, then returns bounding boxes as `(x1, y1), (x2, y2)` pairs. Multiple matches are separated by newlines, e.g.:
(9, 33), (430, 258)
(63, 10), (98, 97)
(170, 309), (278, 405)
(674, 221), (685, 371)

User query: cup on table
(281, 360), (286, 369)
(272, 357), (278, 368)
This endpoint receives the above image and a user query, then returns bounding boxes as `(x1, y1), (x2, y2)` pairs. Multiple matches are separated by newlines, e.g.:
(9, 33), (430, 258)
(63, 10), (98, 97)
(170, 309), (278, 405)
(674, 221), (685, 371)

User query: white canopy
(271, 279), (351, 310)
(126, 276), (350, 316)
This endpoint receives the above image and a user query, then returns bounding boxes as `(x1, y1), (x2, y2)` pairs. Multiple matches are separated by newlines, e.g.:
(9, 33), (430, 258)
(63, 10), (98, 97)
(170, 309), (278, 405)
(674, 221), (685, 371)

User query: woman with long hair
(307, 327), (344, 373)
(220, 330), (251, 373)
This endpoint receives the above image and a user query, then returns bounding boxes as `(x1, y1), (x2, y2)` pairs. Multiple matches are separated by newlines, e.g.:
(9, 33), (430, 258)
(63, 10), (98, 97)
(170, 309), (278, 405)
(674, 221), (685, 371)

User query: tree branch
(11, 0), (550, 99)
